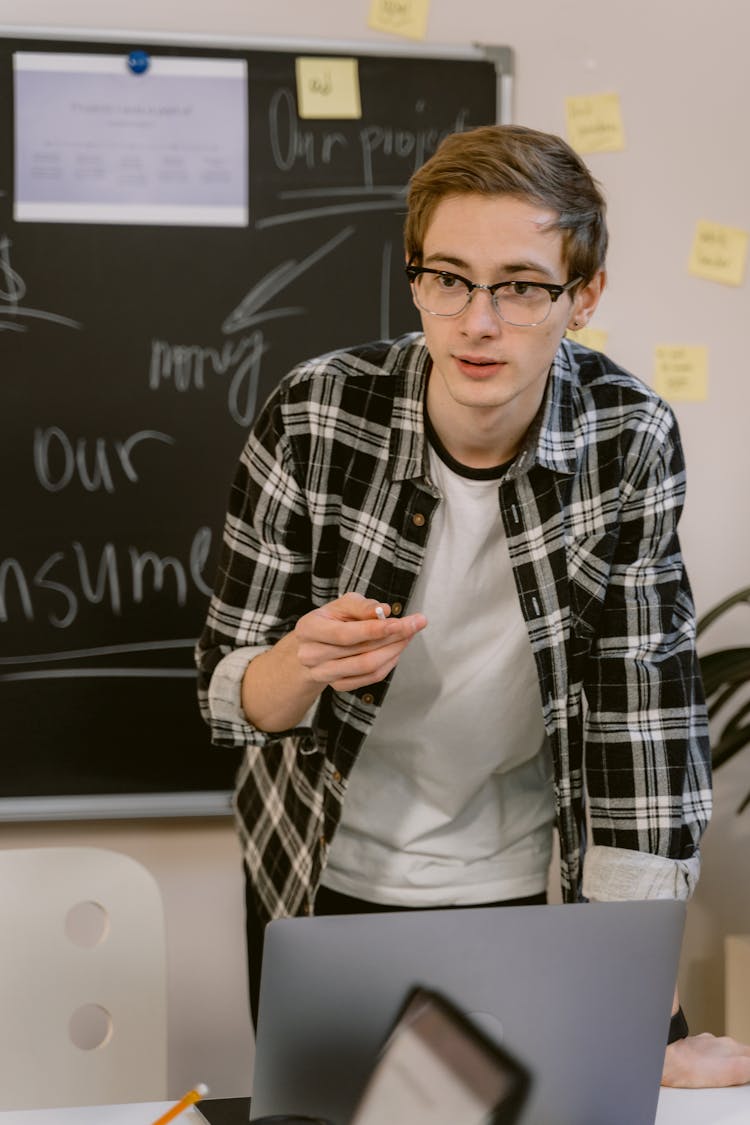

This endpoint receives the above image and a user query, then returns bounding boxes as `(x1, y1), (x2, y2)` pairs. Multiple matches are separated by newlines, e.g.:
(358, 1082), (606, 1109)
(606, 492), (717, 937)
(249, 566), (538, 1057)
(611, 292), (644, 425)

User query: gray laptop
(250, 900), (685, 1125)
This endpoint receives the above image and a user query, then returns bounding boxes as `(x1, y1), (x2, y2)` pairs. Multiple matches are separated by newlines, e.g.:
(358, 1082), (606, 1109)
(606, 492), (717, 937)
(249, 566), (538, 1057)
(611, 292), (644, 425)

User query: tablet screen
(350, 986), (531, 1125)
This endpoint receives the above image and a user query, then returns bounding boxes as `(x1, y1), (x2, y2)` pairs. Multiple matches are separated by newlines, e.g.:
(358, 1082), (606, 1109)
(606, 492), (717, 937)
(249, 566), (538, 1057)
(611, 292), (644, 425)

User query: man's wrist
(668, 1006), (689, 1044)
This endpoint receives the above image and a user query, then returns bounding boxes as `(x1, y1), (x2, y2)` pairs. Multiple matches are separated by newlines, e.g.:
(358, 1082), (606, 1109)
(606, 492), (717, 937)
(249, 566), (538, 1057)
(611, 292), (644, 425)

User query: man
(196, 125), (750, 1086)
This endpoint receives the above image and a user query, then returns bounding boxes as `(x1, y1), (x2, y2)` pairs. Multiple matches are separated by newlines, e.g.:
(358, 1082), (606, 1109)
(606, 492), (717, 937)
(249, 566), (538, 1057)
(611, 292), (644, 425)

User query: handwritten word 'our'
(33, 427), (174, 493)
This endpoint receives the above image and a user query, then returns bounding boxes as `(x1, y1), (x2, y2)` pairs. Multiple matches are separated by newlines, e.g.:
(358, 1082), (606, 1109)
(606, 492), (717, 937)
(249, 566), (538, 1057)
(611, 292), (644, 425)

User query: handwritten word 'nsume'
(0, 526), (214, 631)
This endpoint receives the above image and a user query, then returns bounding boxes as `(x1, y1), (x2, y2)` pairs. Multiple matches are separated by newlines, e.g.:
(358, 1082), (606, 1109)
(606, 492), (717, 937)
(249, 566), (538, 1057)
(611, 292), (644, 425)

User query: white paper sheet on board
(13, 52), (248, 227)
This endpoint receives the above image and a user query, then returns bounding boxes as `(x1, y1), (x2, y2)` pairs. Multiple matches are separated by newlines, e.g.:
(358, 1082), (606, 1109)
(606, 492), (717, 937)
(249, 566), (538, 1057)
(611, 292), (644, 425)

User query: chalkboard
(0, 30), (503, 818)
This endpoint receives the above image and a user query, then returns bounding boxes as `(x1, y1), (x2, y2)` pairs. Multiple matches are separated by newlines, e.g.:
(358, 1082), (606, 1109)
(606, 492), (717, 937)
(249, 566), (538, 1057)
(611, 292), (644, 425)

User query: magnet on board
(127, 50), (150, 75)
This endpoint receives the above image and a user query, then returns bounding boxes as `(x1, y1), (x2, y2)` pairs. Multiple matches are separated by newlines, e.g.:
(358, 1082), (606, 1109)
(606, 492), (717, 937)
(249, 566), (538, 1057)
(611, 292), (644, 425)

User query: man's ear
(567, 269), (606, 331)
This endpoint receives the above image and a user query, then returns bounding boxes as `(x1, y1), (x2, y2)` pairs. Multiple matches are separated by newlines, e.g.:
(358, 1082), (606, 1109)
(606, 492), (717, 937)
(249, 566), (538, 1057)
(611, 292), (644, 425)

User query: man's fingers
(331, 653), (403, 692)
(302, 636), (413, 687)
(297, 604), (426, 650)
(321, 592), (386, 622)
(662, 1033), (750, 1088)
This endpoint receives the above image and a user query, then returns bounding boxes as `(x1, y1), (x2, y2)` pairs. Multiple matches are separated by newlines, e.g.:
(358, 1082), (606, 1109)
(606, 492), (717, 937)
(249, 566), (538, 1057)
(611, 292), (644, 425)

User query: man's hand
(662, 1033), (750, 1088)
(241, 592), (427, 732)
(294, 592), (427, 691)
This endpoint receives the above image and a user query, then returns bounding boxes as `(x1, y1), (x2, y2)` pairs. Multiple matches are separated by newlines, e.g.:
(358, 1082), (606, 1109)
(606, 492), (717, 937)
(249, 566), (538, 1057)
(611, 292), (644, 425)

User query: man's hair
(405, 124), (608, 283)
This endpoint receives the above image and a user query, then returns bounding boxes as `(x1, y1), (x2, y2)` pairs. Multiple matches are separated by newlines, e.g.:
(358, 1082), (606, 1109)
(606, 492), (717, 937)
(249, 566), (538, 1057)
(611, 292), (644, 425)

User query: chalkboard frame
(0, 27), (510, 821)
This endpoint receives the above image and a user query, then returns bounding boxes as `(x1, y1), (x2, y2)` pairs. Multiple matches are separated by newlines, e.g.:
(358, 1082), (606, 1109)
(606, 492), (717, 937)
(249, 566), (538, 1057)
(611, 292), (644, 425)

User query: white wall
(1, 0), (749, 1097)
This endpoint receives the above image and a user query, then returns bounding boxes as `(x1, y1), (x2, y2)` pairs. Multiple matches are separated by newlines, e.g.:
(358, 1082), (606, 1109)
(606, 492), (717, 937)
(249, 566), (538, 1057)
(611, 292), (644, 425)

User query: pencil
(149, 1084), (209, 1125)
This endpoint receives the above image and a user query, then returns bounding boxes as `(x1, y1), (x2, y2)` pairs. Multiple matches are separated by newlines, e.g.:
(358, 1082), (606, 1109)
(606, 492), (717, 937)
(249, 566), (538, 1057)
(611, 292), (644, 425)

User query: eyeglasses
(405, 263), (582, 327)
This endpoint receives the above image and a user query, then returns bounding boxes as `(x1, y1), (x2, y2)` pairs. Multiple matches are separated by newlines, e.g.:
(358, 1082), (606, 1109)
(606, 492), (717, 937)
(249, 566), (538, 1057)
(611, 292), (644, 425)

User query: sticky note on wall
(368, 0), (430, 40)
(565, 93), (625, 154)
(296, 57), (361, 119)
(688, 220), (748, 286)
(653, 345), (708, 402)
(566, 326), (609, 352)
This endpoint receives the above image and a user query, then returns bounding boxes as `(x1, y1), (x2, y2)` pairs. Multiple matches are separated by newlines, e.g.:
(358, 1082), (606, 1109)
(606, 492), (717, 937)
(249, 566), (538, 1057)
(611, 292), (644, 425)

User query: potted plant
(697, 585), (750, 813)
(697, 585), (750, 1043)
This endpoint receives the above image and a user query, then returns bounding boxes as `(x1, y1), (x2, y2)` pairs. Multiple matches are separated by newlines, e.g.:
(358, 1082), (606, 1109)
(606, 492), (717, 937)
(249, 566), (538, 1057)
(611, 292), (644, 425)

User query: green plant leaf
(695, 587), (750, 813)
(697, 586), (750, 638)
(712, 723), (750, 769)
(699, 647), (750, 699)
(720, 698), (750, 742)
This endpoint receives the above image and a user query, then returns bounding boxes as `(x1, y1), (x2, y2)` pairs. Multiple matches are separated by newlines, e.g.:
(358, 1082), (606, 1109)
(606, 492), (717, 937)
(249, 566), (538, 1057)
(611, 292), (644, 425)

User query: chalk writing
(150, 228), (354, 423)
(0, 526), (214, 629)
(149, 332), (267, 426)
(33, 427), (175, 493)
(0, 638), (198, 683)
(0, 236), (82, 332)
(268, 87), (471, 185)
(270, 87), (348, 170)
(222, 226), (353, 334)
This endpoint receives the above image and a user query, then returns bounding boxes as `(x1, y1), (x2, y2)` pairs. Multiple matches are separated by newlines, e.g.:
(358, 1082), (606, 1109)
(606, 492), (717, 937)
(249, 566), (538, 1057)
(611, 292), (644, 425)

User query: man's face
(414, 192), (601, 444)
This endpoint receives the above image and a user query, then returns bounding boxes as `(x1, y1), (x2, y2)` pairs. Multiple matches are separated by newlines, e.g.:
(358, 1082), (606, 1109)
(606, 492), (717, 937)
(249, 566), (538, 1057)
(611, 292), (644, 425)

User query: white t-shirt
(323, 435), (555, 906)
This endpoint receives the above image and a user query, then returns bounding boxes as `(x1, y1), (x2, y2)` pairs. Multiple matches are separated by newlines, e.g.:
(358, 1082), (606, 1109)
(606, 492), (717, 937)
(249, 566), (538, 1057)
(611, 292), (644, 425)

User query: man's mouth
(454, 354), (505, 374)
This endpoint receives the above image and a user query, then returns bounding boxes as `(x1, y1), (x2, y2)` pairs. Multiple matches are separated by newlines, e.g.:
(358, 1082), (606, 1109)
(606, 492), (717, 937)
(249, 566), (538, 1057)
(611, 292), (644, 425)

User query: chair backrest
(0, 846), (167, 1109)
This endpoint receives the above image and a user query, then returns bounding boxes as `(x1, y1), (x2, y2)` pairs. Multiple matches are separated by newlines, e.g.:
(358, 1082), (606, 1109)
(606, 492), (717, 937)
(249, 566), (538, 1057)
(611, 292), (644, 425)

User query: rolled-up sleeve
(583, 844), (701, 901)
(195, 381), (316, 748)
(582, 403), (712, 893)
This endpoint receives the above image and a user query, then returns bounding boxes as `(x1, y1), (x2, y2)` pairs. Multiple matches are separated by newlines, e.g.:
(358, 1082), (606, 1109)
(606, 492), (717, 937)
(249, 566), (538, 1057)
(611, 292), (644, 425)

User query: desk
(656, 1086), (750, 1124)
(0, 1090), (749, 1124)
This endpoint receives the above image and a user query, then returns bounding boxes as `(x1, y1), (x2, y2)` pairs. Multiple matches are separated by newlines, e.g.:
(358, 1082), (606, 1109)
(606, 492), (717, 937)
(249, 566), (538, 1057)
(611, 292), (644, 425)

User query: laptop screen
(251, 901), (685, 1125)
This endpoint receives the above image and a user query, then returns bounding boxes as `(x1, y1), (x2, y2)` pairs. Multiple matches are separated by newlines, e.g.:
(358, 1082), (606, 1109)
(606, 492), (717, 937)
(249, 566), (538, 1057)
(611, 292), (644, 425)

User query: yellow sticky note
(688, 220), (748, 287)
(295, 57), (361, 119)
(368, 0), (430, 41)
(565, 93), (625, 154)
(653, 345), (708, 403)
(566, 326), (609, 352)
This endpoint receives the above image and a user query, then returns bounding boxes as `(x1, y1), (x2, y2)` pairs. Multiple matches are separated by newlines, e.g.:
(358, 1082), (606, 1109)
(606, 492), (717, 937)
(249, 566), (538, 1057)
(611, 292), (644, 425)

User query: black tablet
(349, 985), (532, 1125)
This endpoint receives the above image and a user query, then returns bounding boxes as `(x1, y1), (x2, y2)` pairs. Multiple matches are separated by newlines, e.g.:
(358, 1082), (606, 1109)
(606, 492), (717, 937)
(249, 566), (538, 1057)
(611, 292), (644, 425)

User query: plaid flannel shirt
(196, 333), (712, 923)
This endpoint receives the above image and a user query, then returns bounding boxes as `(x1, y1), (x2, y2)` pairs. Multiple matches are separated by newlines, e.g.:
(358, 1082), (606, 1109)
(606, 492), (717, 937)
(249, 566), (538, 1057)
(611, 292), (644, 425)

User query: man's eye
(507, 281), (538, 297)
(436, 273), (462, 290)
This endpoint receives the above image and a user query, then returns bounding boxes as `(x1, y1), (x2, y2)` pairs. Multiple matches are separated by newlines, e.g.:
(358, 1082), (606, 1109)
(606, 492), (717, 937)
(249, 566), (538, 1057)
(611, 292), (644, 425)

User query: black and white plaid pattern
(196, 333), (711, 922)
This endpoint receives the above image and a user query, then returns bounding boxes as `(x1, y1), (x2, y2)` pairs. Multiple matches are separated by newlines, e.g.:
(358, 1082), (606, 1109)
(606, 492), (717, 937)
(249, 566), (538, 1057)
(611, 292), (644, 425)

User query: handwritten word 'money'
(0, 527), (213, 630)
(149, 332), (266, 426)
(34, 427), (174, 493)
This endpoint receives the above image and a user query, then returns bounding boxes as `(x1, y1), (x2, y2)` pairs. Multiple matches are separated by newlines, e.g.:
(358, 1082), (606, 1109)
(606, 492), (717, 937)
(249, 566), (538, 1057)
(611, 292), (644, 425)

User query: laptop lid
(250, 901), (685, 1125)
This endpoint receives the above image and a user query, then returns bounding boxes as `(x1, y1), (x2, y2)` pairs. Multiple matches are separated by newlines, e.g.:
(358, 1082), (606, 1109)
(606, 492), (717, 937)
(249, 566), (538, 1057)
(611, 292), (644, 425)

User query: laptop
(250, 900), (685, 1125)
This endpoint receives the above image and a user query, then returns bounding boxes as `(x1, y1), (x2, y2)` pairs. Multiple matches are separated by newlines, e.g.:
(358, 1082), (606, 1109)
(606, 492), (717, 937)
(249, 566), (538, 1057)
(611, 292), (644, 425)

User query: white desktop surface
(0, 1106), (206, 1125)
(0, 1090), (749, 1125)
(655, 1085), (750, 1124)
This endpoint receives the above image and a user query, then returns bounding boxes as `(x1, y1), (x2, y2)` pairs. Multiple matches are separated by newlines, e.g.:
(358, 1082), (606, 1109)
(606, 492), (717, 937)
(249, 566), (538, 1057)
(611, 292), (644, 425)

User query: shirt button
(361, 692), (375, 705)
(412, 512), (426, 527)
(319, 834), (327, 848)
(304, 902), (313, 916)
(332, 770), (341, 783)
(391, 602), (403, 616)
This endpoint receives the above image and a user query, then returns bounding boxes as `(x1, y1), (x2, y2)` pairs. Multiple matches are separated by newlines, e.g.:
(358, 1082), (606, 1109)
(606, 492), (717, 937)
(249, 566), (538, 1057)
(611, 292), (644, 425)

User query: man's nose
(461, 287), (502, 333)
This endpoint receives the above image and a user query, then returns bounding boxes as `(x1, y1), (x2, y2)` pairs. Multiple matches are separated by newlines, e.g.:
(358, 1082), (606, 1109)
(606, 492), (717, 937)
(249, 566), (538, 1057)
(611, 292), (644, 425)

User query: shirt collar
(389, 334), (433, 482)
(509, 337), (579, 479)
(388, 334), (580, 483)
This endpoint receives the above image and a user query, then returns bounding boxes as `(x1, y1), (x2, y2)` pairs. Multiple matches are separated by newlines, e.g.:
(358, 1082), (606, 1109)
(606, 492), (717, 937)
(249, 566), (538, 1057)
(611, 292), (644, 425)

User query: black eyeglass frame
(404, 263), (583, 325)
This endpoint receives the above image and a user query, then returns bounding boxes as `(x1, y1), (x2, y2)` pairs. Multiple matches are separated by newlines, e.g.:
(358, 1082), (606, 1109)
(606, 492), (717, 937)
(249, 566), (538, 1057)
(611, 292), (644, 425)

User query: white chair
(0, 846), (167, 1109)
